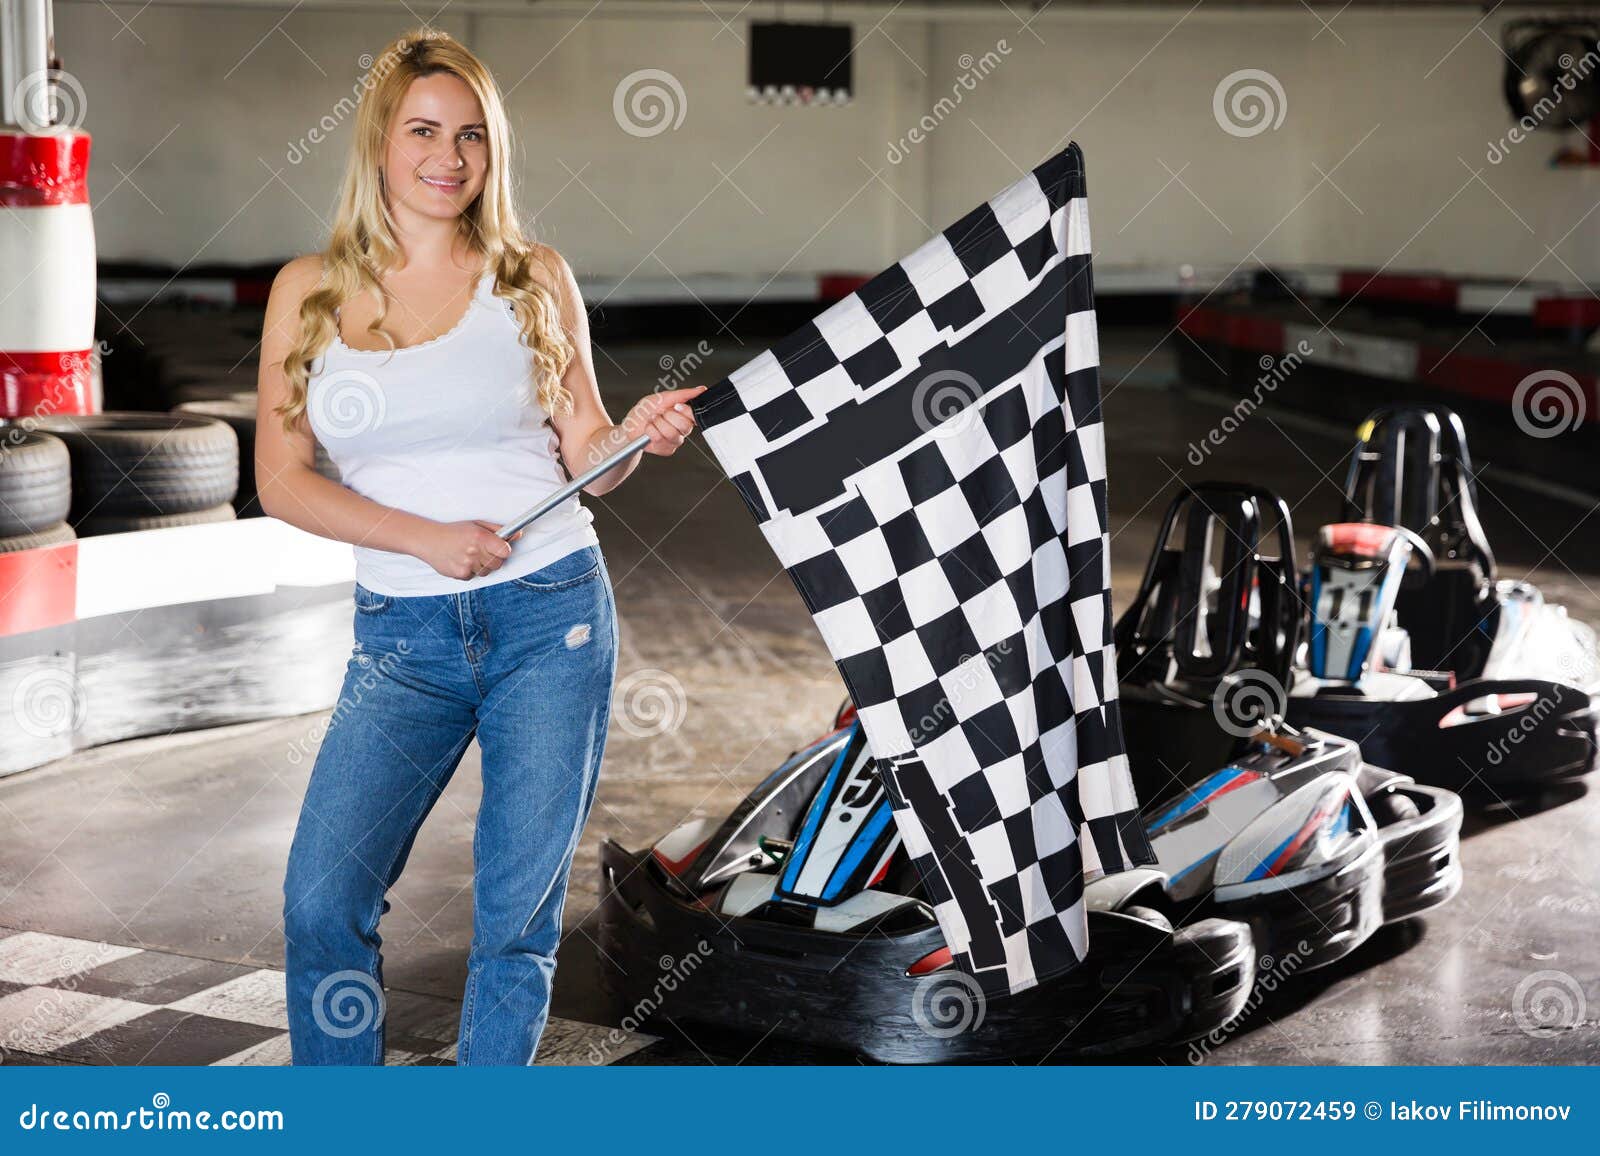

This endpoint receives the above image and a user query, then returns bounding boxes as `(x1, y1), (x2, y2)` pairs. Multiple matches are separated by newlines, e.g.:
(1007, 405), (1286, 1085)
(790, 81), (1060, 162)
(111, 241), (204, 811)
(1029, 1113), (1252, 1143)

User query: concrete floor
(2, 330), (1598, 1064)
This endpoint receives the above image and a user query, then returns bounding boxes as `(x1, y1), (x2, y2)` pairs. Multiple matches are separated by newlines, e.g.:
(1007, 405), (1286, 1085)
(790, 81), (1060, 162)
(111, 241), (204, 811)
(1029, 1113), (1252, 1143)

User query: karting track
(2, 331), (1598, 1065)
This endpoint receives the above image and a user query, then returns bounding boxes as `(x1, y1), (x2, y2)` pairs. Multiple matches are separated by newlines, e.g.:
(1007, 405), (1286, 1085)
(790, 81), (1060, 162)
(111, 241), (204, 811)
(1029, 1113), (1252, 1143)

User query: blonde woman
(257, 27), (702, 1065)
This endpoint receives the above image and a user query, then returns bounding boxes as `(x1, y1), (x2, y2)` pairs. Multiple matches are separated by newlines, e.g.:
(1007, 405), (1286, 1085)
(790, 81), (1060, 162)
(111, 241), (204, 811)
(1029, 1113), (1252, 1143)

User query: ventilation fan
(1502, 19), (1600, 128)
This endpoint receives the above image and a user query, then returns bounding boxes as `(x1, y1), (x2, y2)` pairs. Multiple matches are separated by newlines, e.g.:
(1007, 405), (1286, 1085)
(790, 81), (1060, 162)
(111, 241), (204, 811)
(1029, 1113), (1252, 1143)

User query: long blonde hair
(276, 27), (574, 433)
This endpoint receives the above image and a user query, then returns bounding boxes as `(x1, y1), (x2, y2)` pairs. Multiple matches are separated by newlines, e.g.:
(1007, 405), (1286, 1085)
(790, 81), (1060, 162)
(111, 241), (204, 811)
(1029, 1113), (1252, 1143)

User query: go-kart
(596, 708), (1255, 1064)
(1113, 483), (1462, 966)
(1286, 513), (1598, 801)
(1113, 475), (1594, 803)
(1341, 404), (1600, 690)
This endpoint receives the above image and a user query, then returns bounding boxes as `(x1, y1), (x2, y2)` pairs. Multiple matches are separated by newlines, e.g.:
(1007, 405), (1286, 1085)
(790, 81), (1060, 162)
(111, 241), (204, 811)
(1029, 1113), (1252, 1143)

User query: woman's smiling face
(383, 72), (488, 221)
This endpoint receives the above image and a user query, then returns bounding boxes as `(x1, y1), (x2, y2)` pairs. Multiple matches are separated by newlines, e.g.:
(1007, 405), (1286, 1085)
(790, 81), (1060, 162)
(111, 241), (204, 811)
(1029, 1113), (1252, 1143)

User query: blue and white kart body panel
(774, 721), (899, 906)
(1306, 523), (1412, 683)
(1144, 765), (1369, 906)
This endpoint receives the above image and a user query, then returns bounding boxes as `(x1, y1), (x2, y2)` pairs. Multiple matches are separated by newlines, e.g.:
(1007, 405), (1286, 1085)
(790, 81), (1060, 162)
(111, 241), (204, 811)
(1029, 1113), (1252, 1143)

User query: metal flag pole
(496, 433), (652, 541)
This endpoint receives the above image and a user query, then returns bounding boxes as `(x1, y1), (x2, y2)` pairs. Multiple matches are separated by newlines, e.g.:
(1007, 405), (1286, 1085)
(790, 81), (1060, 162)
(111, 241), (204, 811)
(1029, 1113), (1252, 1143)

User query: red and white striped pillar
(0, 128), (96, 419)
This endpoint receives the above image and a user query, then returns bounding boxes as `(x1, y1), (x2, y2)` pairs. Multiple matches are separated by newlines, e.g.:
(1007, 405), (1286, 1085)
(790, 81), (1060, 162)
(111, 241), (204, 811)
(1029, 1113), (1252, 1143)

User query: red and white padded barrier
(1177, 303), (1600, 426)
(0, 130), (96, 419)
(0, 518), (355, 641)
(1288, 268), (1600, 329)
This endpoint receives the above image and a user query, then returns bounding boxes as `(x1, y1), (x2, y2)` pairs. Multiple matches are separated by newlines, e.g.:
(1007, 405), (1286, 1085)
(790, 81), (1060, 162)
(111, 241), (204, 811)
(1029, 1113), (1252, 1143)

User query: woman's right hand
(415, 519), (522, 581)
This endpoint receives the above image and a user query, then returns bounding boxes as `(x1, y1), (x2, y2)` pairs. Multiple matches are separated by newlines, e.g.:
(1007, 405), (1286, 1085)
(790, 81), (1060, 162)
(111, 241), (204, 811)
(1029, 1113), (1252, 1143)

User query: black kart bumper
(1375, 782), (1463, 922)
(1287, 679), (1598, 801)
(596, 839), (1256, 1064)
(1211, 839), (1387, 973)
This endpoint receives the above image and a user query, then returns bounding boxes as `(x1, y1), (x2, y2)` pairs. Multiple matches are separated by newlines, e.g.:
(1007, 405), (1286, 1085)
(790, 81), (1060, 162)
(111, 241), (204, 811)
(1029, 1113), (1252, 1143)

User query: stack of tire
(0, 430), (75, 553)
(172, 396), (339, 518)
(23, 413), (240, 537)
(91, 300), (340, 518)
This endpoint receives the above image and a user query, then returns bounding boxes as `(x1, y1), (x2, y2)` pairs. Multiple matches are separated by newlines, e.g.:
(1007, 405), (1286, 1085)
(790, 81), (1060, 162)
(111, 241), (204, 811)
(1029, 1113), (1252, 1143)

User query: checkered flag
(691, 142), (1155, 998)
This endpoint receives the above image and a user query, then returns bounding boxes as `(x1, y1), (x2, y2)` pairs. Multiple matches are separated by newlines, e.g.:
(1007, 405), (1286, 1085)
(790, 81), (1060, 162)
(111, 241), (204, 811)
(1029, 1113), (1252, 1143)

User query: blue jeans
(282, 543), (617, 1065)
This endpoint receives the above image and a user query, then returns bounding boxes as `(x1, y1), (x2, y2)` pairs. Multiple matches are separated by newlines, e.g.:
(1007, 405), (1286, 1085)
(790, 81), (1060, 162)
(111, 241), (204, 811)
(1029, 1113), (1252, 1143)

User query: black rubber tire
(176, 396), (341, 488)
(0, 429), (72, 536)
(174, 399), (260, 514)
(1368, 790), (1422, 826)
(0, 520), (76, 553)
(33, 412), (238, 518)
(75, 502), (236, 537)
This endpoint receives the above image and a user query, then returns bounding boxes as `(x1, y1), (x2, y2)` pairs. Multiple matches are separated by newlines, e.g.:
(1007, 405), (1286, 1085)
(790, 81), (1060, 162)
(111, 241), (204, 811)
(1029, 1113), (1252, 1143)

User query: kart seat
(1343, 404), (1498, 679)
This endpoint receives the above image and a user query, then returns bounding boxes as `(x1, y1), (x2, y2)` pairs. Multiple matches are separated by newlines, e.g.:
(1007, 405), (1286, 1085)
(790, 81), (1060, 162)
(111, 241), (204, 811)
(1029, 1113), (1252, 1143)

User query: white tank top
(305, 267), (598, 597)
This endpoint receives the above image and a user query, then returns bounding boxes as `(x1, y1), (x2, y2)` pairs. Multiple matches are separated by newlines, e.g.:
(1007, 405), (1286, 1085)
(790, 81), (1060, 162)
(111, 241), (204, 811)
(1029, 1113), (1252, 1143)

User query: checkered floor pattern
(0, 928), (655, 1066)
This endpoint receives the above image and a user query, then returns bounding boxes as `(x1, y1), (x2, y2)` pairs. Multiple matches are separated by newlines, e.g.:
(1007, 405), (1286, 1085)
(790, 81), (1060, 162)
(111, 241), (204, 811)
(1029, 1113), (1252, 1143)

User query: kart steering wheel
(1393, 524), (1437, 590)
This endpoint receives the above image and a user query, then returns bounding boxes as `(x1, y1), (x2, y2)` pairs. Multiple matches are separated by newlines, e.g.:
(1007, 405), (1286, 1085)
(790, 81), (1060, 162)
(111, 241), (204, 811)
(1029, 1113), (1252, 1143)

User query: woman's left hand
(621, 385), (707, 457)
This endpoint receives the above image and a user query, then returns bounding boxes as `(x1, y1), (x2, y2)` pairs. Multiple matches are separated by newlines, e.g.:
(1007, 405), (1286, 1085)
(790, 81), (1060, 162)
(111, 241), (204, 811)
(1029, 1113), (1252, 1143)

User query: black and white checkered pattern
(0, 929), (655, 1066)
(693, 143), (1156, 997)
